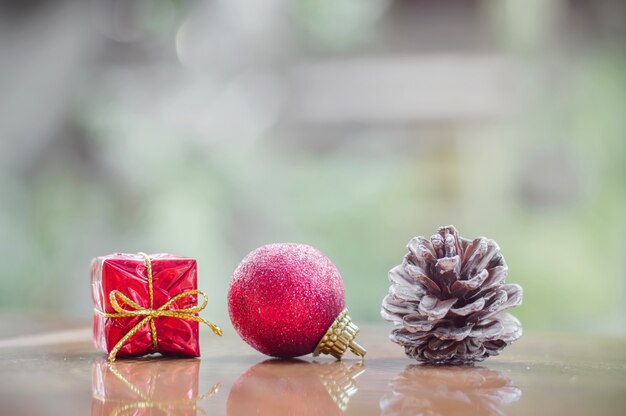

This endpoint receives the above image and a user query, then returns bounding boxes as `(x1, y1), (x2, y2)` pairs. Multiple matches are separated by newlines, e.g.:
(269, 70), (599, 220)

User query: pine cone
(381, 225), (523, 364)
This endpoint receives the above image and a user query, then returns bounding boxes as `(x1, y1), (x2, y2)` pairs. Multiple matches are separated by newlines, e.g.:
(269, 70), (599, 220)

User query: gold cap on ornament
(313, 309), (366, 360)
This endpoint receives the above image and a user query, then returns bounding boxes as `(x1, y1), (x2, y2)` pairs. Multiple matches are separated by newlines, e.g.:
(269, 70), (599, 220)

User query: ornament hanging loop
(348, 340), (367, 357)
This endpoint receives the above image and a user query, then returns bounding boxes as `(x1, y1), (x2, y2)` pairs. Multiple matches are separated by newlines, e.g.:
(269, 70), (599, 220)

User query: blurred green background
(0, 0), (624, 336)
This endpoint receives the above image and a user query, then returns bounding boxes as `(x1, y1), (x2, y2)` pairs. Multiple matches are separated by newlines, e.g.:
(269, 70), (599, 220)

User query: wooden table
(0, 316), (624, 415)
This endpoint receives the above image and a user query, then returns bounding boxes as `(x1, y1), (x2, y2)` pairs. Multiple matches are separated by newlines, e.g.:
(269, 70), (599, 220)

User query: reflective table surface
(0, 315), (624, 415)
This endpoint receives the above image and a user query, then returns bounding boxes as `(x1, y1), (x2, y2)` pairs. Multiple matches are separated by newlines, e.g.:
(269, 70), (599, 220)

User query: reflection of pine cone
(380, 365), (521, 416)
(381, 225), (522, 364)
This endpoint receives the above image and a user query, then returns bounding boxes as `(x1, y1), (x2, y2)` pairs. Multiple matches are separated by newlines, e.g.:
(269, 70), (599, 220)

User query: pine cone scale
(390, 282), (423, 302)
(406, 268), (442, 297)
(451, 269), (489, 295)
(482, 265), (508, 289)
(381, 296), (414, 316)
(417, 295), (458, 320)
(449, 297), (485, 316)
(403, 315), (434, 332)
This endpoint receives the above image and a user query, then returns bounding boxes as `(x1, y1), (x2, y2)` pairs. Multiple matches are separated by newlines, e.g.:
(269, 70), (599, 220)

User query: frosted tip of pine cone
(381, 225), (523, 364)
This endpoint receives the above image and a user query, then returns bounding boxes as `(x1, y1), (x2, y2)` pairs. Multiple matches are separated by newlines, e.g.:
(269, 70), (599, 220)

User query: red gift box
(92, 253), (219, 361)
(91, 356), (219, 416)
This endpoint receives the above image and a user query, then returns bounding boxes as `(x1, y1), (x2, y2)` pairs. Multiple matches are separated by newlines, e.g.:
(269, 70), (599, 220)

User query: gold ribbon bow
(95, 252), (222, 362)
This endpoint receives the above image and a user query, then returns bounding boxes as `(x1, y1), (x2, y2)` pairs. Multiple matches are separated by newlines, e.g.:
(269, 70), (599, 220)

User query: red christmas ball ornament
(228, 243), (366, 359)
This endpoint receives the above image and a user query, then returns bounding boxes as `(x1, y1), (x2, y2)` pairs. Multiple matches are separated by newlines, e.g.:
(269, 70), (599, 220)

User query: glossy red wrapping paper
(92, 253), (200, 358)
(91, 356), (201, 416)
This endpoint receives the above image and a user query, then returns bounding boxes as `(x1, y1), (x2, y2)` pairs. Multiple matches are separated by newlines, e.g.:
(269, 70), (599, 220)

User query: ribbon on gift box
(94, 252), (222, 362)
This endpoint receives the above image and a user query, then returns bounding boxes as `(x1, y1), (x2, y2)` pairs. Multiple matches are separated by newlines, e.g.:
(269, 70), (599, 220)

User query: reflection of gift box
(92, 253), (202, 360)
(91, 356), (211, 416)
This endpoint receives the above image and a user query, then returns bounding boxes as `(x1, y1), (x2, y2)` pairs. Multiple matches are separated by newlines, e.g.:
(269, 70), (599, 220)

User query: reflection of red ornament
(227, 243), (366, 359)
(227, 359), (365, 415)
